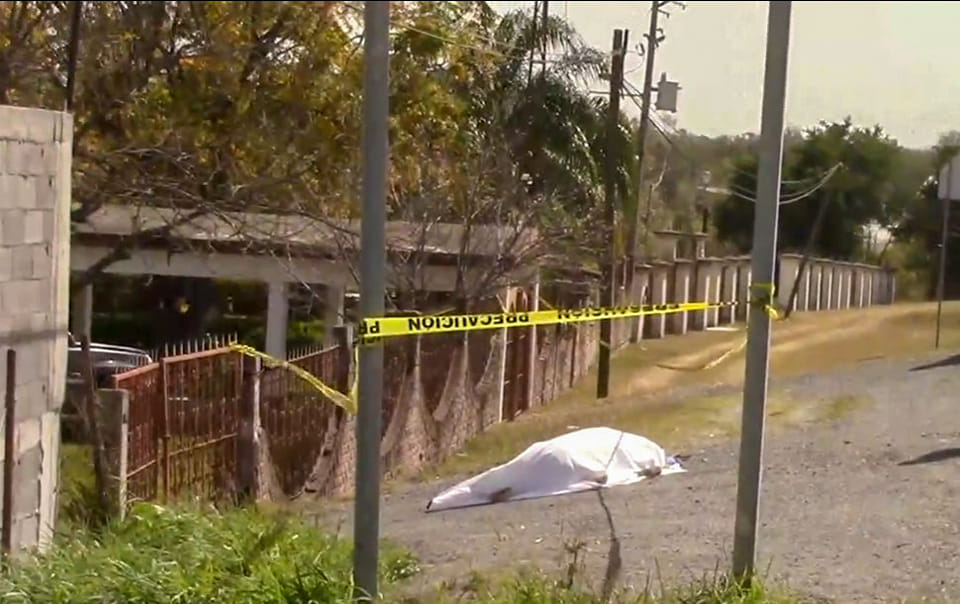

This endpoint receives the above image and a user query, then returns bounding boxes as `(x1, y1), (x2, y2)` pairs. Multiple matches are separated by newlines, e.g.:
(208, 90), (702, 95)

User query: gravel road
(314, 350), (960, 603)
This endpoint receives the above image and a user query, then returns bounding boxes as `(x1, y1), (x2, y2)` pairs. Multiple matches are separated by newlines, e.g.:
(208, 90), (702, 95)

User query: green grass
(58, 443), (102, 528)
(427, 571), (805, 604)
(4, 501), (944, 603)
(1, 503), (419, 603)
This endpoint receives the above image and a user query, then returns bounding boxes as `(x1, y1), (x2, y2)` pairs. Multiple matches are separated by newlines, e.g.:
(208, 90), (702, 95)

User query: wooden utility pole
(784, 193), (834, 318)
(540, 1), (549, 71)
(65, 0), (83, 112)
(597, 28), (628, 400)
(526, 1), (540, 89)
(625, 1), (663, 343)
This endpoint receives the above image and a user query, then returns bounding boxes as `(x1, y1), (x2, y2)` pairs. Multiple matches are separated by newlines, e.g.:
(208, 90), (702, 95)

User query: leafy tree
(893, 134), (960, 298)
(712, 118), (916, 261)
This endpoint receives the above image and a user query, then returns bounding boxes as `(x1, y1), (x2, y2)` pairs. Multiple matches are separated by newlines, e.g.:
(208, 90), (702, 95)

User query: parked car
(63, 334), (153, 442)
(66, 333), (154, 389)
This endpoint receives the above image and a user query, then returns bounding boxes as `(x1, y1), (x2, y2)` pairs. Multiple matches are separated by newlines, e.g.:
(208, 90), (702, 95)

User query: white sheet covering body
(426, 427), (684, 512)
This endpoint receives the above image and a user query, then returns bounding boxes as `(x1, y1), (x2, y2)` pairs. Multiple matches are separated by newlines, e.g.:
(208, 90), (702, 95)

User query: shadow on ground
(898, 447), (960, 466)
(910, 354), (960, 372)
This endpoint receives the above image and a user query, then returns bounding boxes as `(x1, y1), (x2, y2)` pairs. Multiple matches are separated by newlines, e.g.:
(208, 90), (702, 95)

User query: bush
(0, 503), (418, 603)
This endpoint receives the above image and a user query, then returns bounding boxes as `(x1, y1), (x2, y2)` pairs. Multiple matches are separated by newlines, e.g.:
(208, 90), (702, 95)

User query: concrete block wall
(0, 105), (73, 551)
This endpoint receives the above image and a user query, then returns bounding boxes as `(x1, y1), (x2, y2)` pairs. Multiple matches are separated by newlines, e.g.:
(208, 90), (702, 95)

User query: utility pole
(353, 1), (389, 600)
(732, 0), (791, 581)
(540, 1), (549, 73)
(597, 28), (627, 400)
(64, 0), (83, 112)
(526, 0), (540, 89)
(784, 192), (835, 318)
(935, 193), (951, 348)
(935, 156), (958, 348)
(625, 1), (663, 343)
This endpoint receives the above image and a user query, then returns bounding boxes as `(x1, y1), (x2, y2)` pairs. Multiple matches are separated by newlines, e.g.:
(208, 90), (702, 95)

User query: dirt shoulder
(312, 349), (960, 603)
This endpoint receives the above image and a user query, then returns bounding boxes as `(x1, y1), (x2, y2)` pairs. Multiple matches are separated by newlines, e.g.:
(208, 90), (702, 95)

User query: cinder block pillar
(736, 261), (752, 321)
(629, 265), (650, 343)
(0, 105), (73, 552)
(691, 260), (710, 331)
(719, 262), (738, 324)
(265, 281), (289, 359)
(323, 285), (345, 347)
(822, 265), (834, 310)
(777, 254), (801, 309)
(97, 389), (129, 519)
(800, 262), (811, 312)
(644, 263), (669, 339)
(237, 355), (262, 503)
(669, 260), (692, 334)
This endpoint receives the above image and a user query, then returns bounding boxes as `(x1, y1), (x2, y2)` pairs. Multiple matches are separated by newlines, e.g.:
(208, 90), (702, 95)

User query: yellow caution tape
(749, 282), (783, 320)
(359, 300), (738, 340)
(229, 344), (358, 415)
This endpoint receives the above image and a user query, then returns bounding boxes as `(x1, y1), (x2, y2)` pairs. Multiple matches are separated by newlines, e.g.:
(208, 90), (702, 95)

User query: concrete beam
(72, 244), (534, 294)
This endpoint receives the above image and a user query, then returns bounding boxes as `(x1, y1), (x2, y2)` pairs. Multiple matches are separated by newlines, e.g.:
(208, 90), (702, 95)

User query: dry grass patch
(419, 302), (960, 480)
(425, 389), (869, 480)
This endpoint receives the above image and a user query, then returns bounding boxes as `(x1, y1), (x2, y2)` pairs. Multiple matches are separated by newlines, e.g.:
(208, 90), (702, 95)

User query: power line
(620, 81), (842, 204)
(624, 81), (820, 189)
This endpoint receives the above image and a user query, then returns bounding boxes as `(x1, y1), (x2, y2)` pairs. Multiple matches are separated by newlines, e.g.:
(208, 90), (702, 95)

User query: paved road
(314, 350), (960, 603)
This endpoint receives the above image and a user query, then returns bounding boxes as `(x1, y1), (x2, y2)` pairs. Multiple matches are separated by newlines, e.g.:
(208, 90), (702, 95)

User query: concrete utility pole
(625, 1), (663, 343)
(936, 194), (951, 348)
(353, 1), (389, 600)
(597, 28), (627, 400)
(732, 0), (792, 581)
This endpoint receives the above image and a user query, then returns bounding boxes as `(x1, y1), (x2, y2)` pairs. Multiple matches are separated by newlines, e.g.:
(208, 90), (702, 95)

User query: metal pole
(65, 0), (83, 112)
(597, 29), (627, 400)
(732, 0), (792, 581)
(625, 1), (661, 343)
(353, 1), (389, 600)
(2, 350), (16, 554)
(935, 189), (951, 349)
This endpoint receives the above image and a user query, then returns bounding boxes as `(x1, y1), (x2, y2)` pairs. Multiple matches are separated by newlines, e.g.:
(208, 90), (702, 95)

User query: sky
(489, 1), (960, 149)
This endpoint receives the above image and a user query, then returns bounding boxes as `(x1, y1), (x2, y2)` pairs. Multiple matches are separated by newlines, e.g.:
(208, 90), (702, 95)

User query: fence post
(158, 358), (170, 502)
(237, 354), (261, 503)
(333, 325), (354, 394)
(3, 349), (17, 554)
(97, 389), (129, 519)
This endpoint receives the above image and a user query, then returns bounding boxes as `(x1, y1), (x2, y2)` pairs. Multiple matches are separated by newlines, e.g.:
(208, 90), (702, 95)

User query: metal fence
(113, 342), (350, 503)
(113, 347), (243, 503)
(259, 345), (346, 496)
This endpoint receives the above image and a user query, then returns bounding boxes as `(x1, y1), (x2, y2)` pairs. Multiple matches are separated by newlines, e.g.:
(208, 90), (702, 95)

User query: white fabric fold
(426, 427), (685, 512)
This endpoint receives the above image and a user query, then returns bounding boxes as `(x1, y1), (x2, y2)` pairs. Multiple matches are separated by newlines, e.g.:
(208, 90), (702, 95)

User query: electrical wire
(622, 80), (824, 190)
(342, 1), (588, 64)
(620, 80), (843, 205)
